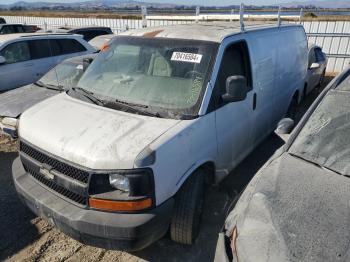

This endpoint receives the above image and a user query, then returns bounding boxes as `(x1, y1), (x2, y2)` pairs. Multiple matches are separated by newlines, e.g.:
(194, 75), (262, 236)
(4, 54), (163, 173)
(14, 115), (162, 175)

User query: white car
(304, 44), (327, 97)
(12, 22), (308, 250)
(0, 33), (96, 92)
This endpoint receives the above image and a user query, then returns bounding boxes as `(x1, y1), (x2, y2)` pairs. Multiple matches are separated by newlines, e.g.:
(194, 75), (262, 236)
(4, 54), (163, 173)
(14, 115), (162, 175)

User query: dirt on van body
(0, 76), (333, 262)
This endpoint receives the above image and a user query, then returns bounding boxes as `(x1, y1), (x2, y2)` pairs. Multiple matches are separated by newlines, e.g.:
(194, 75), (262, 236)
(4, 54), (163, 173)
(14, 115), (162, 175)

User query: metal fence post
(230, 9), (235, 22)
(196, 6), (200, 23)
(299, 8), (303, 24)
(141, 6), (147, 28)
(240, 3), (245, 32)
(277, 5), (282, 27)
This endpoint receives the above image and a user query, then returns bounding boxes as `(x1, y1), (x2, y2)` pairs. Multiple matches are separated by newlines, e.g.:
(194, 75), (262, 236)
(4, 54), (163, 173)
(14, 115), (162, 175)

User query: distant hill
(1, 0), (350, 9)
(283, 0), (350, 8)
(0, 0), (176, 9)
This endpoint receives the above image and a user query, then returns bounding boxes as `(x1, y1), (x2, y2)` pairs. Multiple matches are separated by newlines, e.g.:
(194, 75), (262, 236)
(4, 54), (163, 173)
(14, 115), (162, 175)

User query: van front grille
(20, 141), (89, 184)
(23, 161), (87, 206)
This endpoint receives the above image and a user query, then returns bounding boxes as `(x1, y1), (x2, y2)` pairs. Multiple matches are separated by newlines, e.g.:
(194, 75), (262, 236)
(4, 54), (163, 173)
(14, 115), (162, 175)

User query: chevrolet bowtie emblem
(39, 167), (54, 181)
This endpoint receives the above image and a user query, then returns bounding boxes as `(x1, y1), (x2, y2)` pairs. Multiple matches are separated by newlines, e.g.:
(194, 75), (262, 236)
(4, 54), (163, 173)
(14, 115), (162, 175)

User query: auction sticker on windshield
(171, 52), (203, 64)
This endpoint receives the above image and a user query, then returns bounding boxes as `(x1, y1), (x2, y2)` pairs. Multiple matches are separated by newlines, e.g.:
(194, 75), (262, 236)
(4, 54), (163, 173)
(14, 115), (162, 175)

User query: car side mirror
(275, 118), (295, 142)
(222, 75), (248, 103)
(276, 118), (295, 134)
(310, 62), (320, 69)
(0, 56), (6, 65)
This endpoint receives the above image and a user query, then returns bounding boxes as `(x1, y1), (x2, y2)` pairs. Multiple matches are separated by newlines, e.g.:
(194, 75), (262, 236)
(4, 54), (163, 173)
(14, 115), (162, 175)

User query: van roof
(120, 22), (302, 43)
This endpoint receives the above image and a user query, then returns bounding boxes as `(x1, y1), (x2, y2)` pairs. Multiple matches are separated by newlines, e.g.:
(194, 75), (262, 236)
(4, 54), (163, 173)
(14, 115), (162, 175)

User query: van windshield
(76, 37), (218, 119)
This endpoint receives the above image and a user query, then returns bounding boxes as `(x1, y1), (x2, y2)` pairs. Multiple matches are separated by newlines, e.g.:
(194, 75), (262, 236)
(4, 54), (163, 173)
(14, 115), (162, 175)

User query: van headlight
(109, 174), (130, 192)
(89, 169), (155, 212)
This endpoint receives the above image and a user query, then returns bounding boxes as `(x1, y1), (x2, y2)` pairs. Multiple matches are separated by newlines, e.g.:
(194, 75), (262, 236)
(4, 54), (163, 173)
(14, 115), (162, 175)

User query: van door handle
(253, 93), (257, 110)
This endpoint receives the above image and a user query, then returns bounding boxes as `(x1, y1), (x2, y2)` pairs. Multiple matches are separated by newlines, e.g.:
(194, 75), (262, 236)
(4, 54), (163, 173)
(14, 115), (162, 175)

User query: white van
(0, 33), (96, 91)
(13, 22), (308, 250)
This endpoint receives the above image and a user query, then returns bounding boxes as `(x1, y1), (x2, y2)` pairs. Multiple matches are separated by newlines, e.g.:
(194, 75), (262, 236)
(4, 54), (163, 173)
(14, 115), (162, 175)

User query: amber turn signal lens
(89, 198), (152, 212)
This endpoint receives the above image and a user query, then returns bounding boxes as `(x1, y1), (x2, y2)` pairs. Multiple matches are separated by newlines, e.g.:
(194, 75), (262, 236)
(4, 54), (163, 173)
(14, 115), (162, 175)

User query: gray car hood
(224, 152), (350, 262)
(0, 84), (58, 118)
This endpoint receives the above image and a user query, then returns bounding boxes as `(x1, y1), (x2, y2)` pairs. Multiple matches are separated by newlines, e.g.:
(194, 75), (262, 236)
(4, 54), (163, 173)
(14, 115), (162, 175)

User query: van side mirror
(0, 56), (6, 65)
(222, 75), (247, 103)
(310, 62), (320, 69)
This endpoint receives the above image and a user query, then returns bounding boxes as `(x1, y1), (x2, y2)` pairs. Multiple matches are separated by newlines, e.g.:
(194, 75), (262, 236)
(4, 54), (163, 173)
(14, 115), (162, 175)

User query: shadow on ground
(0, 152), (41, 260)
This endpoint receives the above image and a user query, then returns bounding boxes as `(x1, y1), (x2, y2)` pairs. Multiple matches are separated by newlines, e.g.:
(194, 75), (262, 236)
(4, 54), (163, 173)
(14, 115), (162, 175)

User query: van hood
(19, 93), (180, 170)
(0, 84), (58, 118)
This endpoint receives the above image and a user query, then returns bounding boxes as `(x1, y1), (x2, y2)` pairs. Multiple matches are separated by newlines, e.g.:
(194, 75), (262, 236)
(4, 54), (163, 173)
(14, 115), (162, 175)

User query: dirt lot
(0, 77), (332, 262)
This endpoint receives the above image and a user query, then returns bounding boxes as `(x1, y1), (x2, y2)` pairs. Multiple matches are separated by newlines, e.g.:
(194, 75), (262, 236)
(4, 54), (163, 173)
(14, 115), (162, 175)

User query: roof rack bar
(240, 3), (245, 32)
(141, 6), (147, 28)
(277, 5), (282, 27)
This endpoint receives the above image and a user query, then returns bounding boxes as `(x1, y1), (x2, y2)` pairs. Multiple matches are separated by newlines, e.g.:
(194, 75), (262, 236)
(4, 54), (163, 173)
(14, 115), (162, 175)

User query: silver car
(0, 53), (96, 138)
(0, 33), (96, 92)
(304, 44), (328, 97)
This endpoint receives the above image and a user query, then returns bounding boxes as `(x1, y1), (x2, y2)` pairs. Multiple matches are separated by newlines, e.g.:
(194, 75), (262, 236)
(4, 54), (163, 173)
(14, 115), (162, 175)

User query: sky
(0, 0), (314, 6)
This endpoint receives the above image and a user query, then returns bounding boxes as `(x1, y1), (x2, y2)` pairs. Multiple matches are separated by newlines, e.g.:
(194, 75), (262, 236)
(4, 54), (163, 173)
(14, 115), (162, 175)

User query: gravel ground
(0, 77), (332, 262)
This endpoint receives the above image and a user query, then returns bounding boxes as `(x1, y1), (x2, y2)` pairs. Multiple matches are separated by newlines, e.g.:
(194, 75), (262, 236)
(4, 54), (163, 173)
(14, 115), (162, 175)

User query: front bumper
(12, 157), (174, 251)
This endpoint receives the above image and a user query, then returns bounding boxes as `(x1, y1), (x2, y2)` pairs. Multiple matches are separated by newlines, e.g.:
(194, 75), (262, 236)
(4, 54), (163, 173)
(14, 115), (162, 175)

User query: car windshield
(39, 60), (86, 89)
(290, 74), (350, 176)
(76, 36), (218, 119)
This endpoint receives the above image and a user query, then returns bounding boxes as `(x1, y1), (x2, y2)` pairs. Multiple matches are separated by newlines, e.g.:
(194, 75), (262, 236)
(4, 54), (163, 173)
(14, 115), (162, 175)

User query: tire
(286, 96), (298, 120)
(170, 170), (205, 245)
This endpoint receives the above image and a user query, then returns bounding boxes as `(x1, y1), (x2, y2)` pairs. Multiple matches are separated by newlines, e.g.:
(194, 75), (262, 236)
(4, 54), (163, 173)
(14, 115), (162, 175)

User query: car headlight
(2, 117), (18, 128)
(0, 117), (19, 138)
(109, 174), (130, 192)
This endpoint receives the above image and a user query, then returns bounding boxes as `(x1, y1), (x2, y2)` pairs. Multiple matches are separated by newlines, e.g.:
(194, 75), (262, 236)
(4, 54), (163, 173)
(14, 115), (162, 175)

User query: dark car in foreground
(0, 53), (96, 138)
(215, 67), (350, 262)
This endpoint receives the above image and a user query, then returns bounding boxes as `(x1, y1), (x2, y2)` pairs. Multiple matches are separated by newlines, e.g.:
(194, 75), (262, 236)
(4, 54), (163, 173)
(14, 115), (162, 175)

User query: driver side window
(215, 41), (252, 96)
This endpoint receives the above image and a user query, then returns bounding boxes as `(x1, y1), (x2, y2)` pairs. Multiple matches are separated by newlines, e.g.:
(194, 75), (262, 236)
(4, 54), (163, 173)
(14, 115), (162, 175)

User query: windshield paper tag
(171, 52), (203, 64)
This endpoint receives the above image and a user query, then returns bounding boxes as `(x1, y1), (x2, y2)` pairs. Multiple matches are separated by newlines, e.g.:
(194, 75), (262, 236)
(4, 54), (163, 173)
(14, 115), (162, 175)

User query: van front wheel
(170, 170), (205, 245)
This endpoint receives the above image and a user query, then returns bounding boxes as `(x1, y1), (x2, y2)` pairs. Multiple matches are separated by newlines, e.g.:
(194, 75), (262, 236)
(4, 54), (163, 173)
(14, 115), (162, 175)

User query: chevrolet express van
(13, 22), (308, 250)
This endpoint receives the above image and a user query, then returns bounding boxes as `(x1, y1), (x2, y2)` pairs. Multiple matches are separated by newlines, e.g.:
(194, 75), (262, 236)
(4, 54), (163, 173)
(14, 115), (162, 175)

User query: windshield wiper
(70, 87), (104, 106)
(35, 81), (63, 91)
(104, 99), (161, 118)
